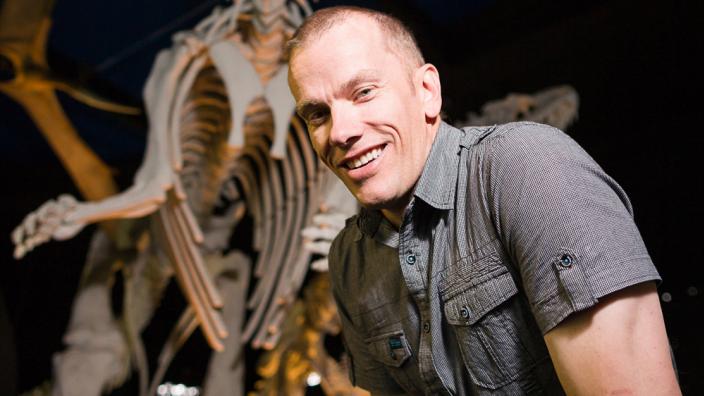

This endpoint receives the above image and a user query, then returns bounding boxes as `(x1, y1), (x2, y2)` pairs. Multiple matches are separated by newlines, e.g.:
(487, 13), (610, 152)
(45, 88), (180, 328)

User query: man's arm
(478, 123), (680, 393)
(544, 282), (680, 395)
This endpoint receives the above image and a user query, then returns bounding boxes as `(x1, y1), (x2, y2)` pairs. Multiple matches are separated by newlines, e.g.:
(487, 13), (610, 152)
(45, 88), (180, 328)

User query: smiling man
(288, 11), (435, 227)
(287, 6), (680, 395)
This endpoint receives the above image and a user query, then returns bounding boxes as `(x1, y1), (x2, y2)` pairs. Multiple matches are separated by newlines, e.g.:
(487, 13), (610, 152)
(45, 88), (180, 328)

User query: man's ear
(417, 63), (442, 119)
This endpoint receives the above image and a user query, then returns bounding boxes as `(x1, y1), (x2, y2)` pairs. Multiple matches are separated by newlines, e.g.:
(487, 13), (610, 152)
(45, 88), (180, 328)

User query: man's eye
(355, 87), (374, 100)
(307, 110), (329, 126)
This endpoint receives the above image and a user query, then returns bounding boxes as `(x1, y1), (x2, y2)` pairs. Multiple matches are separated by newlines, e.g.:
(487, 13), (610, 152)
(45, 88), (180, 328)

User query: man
(287, 6), (681, 395)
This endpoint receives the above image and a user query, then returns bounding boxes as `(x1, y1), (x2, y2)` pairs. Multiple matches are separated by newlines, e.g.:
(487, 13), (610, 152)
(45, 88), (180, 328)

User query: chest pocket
(443, 265), (546, 390)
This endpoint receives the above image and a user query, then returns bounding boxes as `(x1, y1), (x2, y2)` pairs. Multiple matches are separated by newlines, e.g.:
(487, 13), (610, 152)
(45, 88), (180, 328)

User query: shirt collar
(356, 121), (464, 240)
(351, 207), (396, 247)
(413, 121), (464, 210)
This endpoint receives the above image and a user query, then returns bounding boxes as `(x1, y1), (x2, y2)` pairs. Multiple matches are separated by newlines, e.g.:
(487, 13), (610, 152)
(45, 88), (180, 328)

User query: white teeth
(348, 147), (382, 169)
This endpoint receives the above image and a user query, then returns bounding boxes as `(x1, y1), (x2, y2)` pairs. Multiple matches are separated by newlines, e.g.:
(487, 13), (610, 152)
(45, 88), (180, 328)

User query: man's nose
(329, 106), (362, 147)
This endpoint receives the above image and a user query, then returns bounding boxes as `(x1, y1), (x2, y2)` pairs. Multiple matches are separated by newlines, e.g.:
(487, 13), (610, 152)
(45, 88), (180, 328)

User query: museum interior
(1, 0), (701, 395)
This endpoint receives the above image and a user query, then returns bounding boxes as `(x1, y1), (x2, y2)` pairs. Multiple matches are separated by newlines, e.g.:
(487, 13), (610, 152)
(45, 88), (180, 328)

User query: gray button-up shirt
(328, 121), (661, 395)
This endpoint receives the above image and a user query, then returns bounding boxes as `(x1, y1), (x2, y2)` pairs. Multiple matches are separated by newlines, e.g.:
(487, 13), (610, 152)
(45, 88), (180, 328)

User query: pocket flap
(444, 270), (518, 325)
(364, 330), (412, 368)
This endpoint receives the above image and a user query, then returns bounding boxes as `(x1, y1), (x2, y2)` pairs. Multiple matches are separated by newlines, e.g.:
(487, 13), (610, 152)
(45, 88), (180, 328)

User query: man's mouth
(345, 146), (384, 170)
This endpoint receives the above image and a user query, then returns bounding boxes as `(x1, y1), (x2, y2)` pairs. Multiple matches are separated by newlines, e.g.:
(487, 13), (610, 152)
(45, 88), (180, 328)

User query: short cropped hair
(286, 6), (425, 68)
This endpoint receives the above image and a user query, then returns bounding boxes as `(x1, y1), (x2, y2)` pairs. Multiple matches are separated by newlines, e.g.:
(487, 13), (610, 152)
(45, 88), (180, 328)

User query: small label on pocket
(388, 337), (403, 350)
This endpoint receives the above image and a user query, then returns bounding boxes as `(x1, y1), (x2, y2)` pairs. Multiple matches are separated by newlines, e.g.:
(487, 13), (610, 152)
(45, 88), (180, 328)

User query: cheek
(308, 130), (327, 152)
(309, 132), (334, 167)
(373, 96), (415, 130)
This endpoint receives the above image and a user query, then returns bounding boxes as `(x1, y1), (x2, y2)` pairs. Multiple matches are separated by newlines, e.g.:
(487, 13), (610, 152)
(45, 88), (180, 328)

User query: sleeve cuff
(532, 254), (661, 334)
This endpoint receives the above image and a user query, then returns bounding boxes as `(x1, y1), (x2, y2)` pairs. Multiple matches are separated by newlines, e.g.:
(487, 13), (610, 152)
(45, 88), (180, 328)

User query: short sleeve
(481, 122), (661, 334)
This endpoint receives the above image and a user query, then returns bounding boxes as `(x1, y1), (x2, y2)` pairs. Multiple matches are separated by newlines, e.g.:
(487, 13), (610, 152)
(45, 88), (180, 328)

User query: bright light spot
(172, 384), (186, 396)
(661, 292), (672, 303)
(306, 372), (321, 387)
(686, 286), (698, 297)
(156, 382), (200, 396)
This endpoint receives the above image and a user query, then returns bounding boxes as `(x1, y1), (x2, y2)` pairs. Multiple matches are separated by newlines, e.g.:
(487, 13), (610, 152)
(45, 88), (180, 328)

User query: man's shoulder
(467, 121), (566, 147)
(340, 214), (360, 237)
(461, 121), (584, 166)
(328, 214), (361, 269)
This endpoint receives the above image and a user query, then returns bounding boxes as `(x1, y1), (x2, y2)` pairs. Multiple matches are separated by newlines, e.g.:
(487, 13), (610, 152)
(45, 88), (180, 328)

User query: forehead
(302, 14), (387, 58)
(289, 17), (393, 96)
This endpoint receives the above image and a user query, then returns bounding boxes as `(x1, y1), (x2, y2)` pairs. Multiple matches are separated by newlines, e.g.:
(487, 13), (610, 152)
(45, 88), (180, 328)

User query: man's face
(289, 17), (435, 215)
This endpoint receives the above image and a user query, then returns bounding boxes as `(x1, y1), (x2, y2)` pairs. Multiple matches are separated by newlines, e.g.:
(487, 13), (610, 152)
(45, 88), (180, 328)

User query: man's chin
(356, 192), (408, 213)
(356, 195), (389, 210)
(359, 201), (385, 211)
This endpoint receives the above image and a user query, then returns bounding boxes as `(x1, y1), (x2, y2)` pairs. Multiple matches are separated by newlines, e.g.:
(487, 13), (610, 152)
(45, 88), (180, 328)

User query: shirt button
(423, 321), (430, 333)
(460, 306), (470, 319)
(559, 254), (574, 267)
(405, 254), (416, 265)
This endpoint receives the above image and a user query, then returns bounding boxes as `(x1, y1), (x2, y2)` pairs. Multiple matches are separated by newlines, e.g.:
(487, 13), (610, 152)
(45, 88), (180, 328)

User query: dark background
(1, 0), (702, 394)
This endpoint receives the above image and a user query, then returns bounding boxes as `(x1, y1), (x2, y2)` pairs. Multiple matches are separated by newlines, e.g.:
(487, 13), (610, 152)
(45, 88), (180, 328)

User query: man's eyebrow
(339, 69), (382, 95)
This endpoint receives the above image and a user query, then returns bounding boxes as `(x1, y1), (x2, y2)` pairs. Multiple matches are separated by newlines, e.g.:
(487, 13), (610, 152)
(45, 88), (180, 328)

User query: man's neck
(381, 208), (404, 229)
(380, 118), (442, 229)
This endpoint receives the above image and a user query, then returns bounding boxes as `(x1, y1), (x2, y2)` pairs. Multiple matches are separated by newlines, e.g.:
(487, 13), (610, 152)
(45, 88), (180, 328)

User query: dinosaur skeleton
(458, 84), (579, 131)
(11, 0), (362, 394)
(12, 0), (318, 347)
